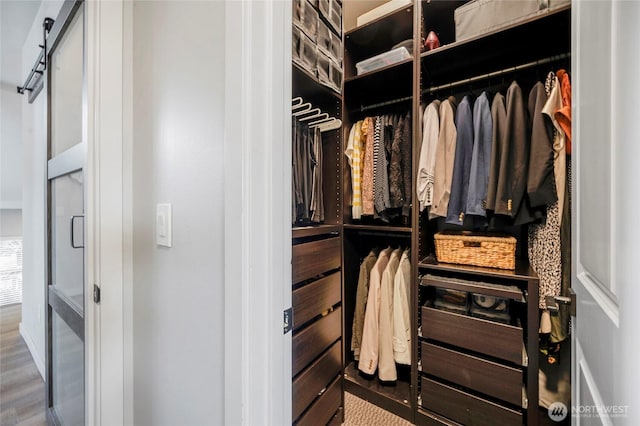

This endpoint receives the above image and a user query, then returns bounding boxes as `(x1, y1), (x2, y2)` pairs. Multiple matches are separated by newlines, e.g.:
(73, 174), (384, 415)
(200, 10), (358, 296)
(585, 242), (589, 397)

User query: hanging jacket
(486, 92), (507, 212)
(466, 91), (493, 223)
(392, 249), (411, 365)
(361, 118), (375, 215)
(417, 100), (440, 212)
(351, 250), (378, 360)
(378, 248), (403, 381)
(430, 97), (458, 220)
(446, 95), (474, 226)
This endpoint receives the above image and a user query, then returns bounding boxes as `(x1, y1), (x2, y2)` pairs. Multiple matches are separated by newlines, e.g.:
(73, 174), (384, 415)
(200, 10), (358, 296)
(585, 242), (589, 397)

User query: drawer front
(421, 342), (523, 406)
(292, 340), (342, 421)
(296, 375), (342, 426)
(421, 377), (522, 426)
(292, 237), (341, 284)
(421, 306), (523, 365)
(293, 306), (342, 376)
(416, 409), (463, 426)
(292, 271), (341, 331)
(327, 407), (344, 426)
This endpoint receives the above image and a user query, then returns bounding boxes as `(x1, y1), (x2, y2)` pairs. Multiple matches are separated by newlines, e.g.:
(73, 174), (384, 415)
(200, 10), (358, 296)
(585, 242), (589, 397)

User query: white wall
(20, 0), (64, 379)
(0, 209), (22, 237)
(1, 83), (23, 209)
(131, 2), (225, 424)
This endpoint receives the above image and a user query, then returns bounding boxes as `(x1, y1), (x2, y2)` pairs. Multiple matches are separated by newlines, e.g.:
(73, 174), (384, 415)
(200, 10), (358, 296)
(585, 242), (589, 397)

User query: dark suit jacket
(446, 95), (474, 225)
(486, 92), (507, 212)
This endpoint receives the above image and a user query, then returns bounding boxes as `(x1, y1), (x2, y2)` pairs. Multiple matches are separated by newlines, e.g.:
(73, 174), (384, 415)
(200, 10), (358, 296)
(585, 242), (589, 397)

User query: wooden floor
(0, 303), (46, 426)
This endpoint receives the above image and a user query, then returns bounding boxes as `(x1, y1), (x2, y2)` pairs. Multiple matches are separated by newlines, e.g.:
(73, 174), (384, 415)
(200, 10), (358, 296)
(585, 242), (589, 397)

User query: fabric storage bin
(329, 0), (342, 35)
(434, 232), (516, 270)
(454, 0), (568, 42)
(292, 26), (302, 64)
(355, 46), (411, 75)
(319, 0), (330, 21)
(317, 50), (331, 87)
(317, 19), (332, 57)
(329, 31), (342, 65)
(328, 60), (342, 93)
(299, 32), (318, 76)
(293, 0), (319, 42)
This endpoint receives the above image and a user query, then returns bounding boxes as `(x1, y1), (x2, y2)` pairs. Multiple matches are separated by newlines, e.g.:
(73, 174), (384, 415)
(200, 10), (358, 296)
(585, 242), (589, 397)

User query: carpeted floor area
(343, 392), (412, 426)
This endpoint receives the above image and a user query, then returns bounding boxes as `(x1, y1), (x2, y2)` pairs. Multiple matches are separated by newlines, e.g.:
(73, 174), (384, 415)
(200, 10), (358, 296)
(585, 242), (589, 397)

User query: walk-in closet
(292, 1), (572, 424)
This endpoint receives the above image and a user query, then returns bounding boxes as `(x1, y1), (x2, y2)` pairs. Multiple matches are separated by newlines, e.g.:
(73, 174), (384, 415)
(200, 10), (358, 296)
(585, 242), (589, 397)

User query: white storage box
(454, 0), (570, 42)
(293, 0), (319, 42)
(355, 46), (411, 75)
(356, 0), (412, 28)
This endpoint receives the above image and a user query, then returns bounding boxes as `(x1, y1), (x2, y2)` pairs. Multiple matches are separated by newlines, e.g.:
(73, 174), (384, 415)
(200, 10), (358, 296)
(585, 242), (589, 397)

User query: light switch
(156, 203), (172, 247)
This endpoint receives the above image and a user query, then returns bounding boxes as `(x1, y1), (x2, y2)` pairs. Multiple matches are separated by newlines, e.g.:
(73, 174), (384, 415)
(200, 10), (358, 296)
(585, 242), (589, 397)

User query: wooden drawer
(293, 306), (341, 376)
(421, 342), (524, 407)
(293, 340), (342, 421)
(292, 236), (341, 284)
(421, 306), (524, 365)
(296, 375), (342, 426)
(292, 271), (341, 331)
(421, 377), (522, 426)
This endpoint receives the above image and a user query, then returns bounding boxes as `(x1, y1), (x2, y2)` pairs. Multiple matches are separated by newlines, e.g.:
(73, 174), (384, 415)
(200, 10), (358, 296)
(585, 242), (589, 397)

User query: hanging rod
(425, 52), (571, 94)
(351, 95), (413, 114)
(17, 17), (55, 101)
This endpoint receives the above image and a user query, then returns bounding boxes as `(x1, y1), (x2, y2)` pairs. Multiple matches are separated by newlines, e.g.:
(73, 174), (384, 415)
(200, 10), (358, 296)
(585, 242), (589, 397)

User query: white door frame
(223, 0), (292, 424)
(85, 0), (293, 425)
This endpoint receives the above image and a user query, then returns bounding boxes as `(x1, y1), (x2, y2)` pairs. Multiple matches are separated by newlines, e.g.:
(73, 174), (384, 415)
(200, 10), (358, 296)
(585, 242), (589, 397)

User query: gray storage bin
(328, 0), (342, 35)
(317, 19), (332, 57)
(329, 30), (342, 65)
(293, 0), (319, 42)
(317, 50), (331, 86)
(292, 26), (302, 64)
(299, 32), (318, 75)
(328, 60), (342, 93)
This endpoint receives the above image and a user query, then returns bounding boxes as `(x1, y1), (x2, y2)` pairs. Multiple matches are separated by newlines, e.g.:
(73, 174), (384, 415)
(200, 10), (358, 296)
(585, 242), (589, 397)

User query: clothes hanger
(295, 107), (321, 120)
(292, 102), (312, 115)
(292, 97), (303, 108)
(300, 111), (328, 122)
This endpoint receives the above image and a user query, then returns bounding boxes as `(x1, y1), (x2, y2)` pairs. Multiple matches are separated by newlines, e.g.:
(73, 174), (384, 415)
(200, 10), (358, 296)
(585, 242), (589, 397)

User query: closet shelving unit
(416, 2), (570, 426)
(291, 2), (345, 423)
(337, 1), (571, 425)
(341, 3), (419, 423)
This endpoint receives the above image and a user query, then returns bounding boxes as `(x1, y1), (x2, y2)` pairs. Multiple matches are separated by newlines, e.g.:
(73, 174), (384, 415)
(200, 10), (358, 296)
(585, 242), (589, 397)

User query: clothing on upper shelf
(356, 247), (411, 379)
(346, 112), (412, 222)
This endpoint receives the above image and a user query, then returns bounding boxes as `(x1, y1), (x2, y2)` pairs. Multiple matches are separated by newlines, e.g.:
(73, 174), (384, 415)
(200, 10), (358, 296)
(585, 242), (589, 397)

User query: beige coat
(430, 97), (457, 219)
(378, 248), (403, 381)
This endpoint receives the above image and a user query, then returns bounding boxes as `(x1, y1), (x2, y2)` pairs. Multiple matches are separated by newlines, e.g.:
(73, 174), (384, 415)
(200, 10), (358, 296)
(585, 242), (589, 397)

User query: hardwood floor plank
(0, 304), (46, 426)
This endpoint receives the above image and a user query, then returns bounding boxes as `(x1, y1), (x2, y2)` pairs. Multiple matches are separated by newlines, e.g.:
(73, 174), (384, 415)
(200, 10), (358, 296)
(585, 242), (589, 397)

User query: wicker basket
(434, 232), (516, 270)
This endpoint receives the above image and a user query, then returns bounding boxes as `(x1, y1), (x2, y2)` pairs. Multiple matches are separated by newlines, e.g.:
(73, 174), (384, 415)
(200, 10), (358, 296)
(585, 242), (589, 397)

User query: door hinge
(93, 284), (101, 304)
(284, 307), (292, 334)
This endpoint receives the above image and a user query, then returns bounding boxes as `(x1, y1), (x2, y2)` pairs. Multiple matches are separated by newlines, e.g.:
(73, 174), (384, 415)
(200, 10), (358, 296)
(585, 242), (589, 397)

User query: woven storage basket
(434, 232), (516, 270)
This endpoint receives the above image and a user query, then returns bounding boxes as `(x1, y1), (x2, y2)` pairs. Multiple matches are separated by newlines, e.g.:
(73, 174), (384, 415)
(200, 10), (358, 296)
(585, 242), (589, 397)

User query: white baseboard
(19, 322), (45, 380)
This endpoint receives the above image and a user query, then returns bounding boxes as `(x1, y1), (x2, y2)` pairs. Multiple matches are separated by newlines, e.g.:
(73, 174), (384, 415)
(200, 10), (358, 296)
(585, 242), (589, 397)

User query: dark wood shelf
(418, 258), (538, 281)
(420, 5), (571, 88)
(344, 362), (413, 423)
(293, 62), (341, 108)
(420, 275), (525, 302)
(343, 59), (413, 112)
(292, 224), (341, 239)
(344, 224), (412, 234)
(345, 3), (414, 64)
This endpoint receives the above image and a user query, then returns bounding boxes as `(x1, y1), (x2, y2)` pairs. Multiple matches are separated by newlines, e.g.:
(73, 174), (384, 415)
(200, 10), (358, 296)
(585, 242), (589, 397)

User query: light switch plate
(156, 203), (172, 247)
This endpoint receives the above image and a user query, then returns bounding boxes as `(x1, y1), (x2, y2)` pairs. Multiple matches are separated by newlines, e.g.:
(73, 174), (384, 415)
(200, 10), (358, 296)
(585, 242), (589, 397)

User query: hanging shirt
(359, 247), (392, 375)
(400, 111), (412, 219)
(527, 82), (556, 211)
(446, 95), (474, 226)
(392, 249), (411, 365)
(494, 81), (532, 224)
(417, 100), (441, 212)
(543, 76), (566, 223)
(378, 248), (403, 381)
(486, 92), (507, 212)
(555, 69), (572, 154)
(430, 97), (458, 220)
(351, 250), (378, 360)
(345, 121), (364, 219)
(466, 92), (493, 222)
(361, 118), (375, 216)
(373, 117), (391, 219)
(310, 126), (324, 222)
